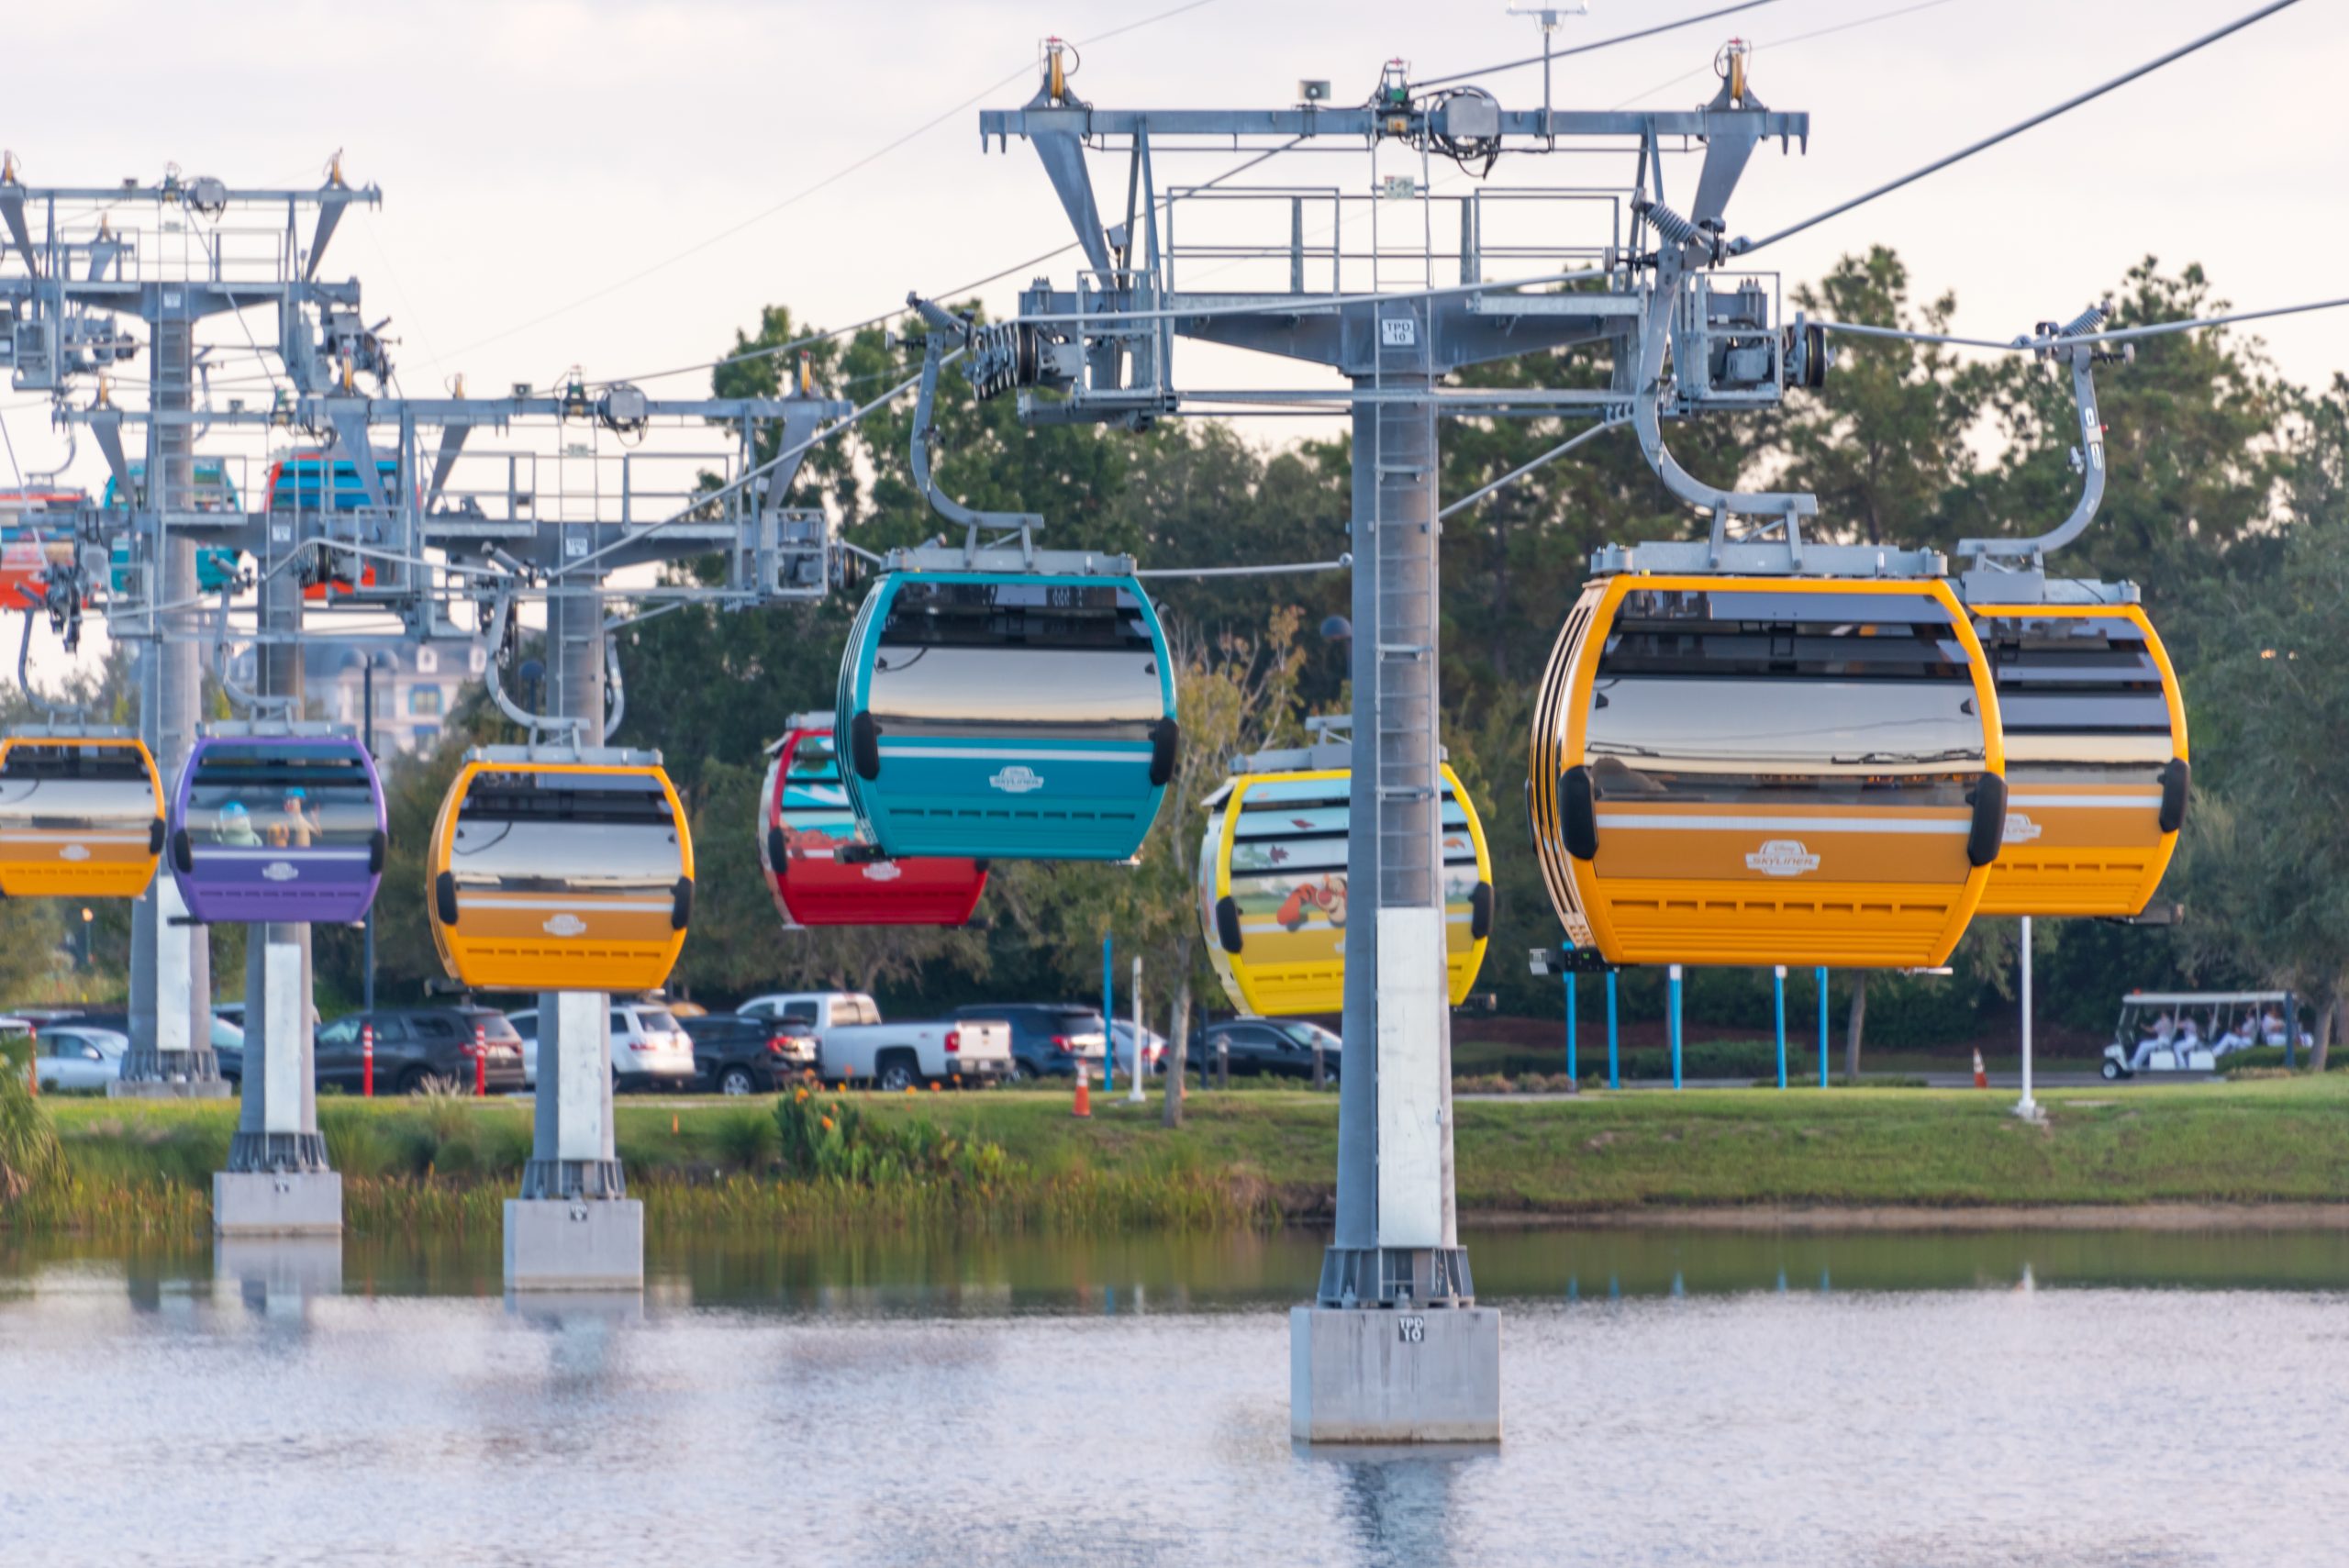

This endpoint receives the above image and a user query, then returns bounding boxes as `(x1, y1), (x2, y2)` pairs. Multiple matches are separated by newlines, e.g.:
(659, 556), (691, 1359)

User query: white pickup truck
(736, 990), (1012, 1090)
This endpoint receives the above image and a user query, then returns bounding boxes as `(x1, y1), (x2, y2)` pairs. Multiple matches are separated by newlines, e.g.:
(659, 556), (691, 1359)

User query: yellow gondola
(1198, 761), (1492, 1017)
(429, 750), (693, 993)
(1968, 603), (2188, 917)
(0, 732), (164, 897)
(1530, 574), (2008, 968)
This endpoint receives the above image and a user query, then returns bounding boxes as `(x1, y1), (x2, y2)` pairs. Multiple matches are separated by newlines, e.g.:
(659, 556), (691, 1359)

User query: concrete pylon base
(504, 1197), (644, 1291)
(212, 1171), (343, 1236)
(113, 1079), (233, 1101)
(1290, 1305), (1502, 1443)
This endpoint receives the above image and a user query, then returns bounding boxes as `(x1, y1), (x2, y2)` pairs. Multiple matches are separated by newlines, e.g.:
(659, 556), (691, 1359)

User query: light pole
(2015, 917), (2041, 1120)
(359, 650), (390, 1015)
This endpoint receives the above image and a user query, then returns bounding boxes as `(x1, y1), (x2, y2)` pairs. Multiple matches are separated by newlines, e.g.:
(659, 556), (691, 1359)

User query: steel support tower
(2, 159), (850, 1284)
(972, 43), (1813, 1440)
(215, 539), (340, 1234)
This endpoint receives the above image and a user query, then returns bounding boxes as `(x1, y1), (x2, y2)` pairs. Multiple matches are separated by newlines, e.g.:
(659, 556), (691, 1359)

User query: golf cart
(2102, 990), (2301, 1080)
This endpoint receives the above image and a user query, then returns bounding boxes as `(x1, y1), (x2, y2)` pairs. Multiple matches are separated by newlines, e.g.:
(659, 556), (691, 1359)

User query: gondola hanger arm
(1955, 303), (2119, 570)
(601, 633), (625, 744)
(210, 584), (295, 724)
(16, 606), (83, 727)
(906, 295), (1046, 562)
(1630, 270), (1817, 530)
(477, 584), (590, 750)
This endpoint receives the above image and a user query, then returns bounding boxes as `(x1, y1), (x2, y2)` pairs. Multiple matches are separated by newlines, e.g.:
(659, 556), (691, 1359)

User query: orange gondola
(1530, 574), (2008, 968)
(1968, 602), (2188, 917)
(0, 731), (165, 897)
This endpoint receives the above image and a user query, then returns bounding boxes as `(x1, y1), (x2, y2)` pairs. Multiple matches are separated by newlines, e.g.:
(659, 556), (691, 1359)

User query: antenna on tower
(1508, 1), (1589, 122)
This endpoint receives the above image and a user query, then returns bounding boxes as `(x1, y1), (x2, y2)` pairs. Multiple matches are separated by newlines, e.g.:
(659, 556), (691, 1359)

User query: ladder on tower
(1364, 116), (1442, 905)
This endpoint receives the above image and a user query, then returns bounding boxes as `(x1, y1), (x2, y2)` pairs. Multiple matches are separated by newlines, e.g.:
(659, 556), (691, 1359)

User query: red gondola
(758, 722), (986, 928)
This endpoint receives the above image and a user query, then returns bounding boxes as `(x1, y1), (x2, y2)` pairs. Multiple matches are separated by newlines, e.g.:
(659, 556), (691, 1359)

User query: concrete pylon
(118, 311), (221, 1097)
(1292, 335), (1498, 1443)
(505, 584), (640, 1291)
(215, 550), (340, 1235)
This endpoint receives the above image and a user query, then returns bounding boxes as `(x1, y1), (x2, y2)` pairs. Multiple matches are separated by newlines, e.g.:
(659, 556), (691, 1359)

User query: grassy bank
(9, 1074), (2349, 1237)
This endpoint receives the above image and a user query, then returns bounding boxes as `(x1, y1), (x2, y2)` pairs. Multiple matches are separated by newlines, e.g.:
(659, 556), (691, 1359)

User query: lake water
(5, 1226), (2346, 1566)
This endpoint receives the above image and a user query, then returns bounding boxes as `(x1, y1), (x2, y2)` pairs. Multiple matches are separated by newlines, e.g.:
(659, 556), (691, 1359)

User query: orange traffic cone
(1972, 1047), (1988, 1089)
(1073, 1062), (1092, 1119)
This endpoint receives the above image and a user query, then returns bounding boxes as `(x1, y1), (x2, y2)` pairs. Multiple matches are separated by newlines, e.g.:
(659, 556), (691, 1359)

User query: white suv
(508, 1002), (696, 1092)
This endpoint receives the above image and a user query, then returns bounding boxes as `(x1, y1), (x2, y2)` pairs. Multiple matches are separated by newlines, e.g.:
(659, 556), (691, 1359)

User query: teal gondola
(834, 571), (1178, 862)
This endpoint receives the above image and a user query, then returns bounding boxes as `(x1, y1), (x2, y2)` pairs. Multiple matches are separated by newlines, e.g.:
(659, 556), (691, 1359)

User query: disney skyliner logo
(1743, 840), (1821, 876)
(1742, 817), (2038, 876)
(989, 765), (1045, 795)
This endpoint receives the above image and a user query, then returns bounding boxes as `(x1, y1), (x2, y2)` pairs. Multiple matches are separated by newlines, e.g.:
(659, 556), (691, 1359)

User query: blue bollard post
(1565, 970), (1578, 1083)
(1668, 963), (1684, 1089)
(1102, 933), (1114, 1092)
(1816, 966), (1830, 1088)
(1606, 970), (1620, 1090)
(1774, 964), (1787, 1090)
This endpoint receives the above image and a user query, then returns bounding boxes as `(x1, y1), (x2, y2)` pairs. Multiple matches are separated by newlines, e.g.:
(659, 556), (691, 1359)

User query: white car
(737, 990), (1014, 1088)
(507, 1002), (697, 1092)
(32, 1023), (128, 1091)
(1109, 1019), (1168, 1074)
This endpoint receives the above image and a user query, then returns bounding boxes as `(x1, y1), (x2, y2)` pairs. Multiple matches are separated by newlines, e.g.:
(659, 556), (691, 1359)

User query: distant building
(300, 641), (488, 758)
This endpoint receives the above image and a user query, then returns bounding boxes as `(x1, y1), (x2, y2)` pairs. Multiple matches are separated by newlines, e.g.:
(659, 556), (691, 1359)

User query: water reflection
(217, 1236), (341, 1329)
(5, 1227), (2349, 1566)
(1309, 1444), (1493, 1568)
(11, 1223), (2349, 1310)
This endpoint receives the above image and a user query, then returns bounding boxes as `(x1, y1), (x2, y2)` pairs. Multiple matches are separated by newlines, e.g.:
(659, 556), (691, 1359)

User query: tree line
(13, 247), (2345, 1068)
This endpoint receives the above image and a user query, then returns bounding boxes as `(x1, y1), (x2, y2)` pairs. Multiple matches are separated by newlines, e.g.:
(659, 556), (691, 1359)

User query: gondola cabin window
(1979, 615), (2174, 781)
(1587, 589), (1988, 825)
(869, 579), (1164, 741)
(450, 771), (680, 895)
(183, 746), (376, 850)
(0, 744), (157, 837)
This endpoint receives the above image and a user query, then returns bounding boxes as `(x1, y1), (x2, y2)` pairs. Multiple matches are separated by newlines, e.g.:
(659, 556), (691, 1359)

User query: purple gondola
(166, 724), (386, 924)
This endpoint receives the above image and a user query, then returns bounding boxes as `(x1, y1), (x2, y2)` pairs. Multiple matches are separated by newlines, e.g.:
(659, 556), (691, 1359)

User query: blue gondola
(100, 462), (241, 592)
(833, 571), (1179, 862)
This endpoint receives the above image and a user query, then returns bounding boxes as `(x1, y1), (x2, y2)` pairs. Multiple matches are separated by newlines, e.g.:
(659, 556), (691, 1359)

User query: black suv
(683, 1014), (818, 1095)
(315, 1007), (526, 1095)
(952, 1003), (1108, 1081)
(1189, 1018), (1341, 1085)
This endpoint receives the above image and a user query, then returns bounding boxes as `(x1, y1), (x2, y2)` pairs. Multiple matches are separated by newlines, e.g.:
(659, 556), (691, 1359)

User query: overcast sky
(4, 0), (2343, 675)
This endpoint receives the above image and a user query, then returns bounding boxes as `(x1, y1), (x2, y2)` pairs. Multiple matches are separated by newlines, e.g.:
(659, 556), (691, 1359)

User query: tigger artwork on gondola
(1198, 747), (1491, 1018)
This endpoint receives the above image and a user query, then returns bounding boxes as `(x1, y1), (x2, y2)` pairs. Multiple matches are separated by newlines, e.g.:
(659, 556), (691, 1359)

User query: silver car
(32, 1024), (128, 1091)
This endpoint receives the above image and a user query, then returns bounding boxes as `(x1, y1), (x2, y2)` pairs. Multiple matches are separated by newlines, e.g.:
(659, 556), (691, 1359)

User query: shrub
(2221, 1048), (2346, 1075)
(414, 1079), (473, 1141)
(774, 1089), (1008, 1191)
(713, 1110), (779, 1171)
(0, 1068), (61, 1204)
(319, 1111), (398, 1180)
(479, 1116), (535, 1174)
